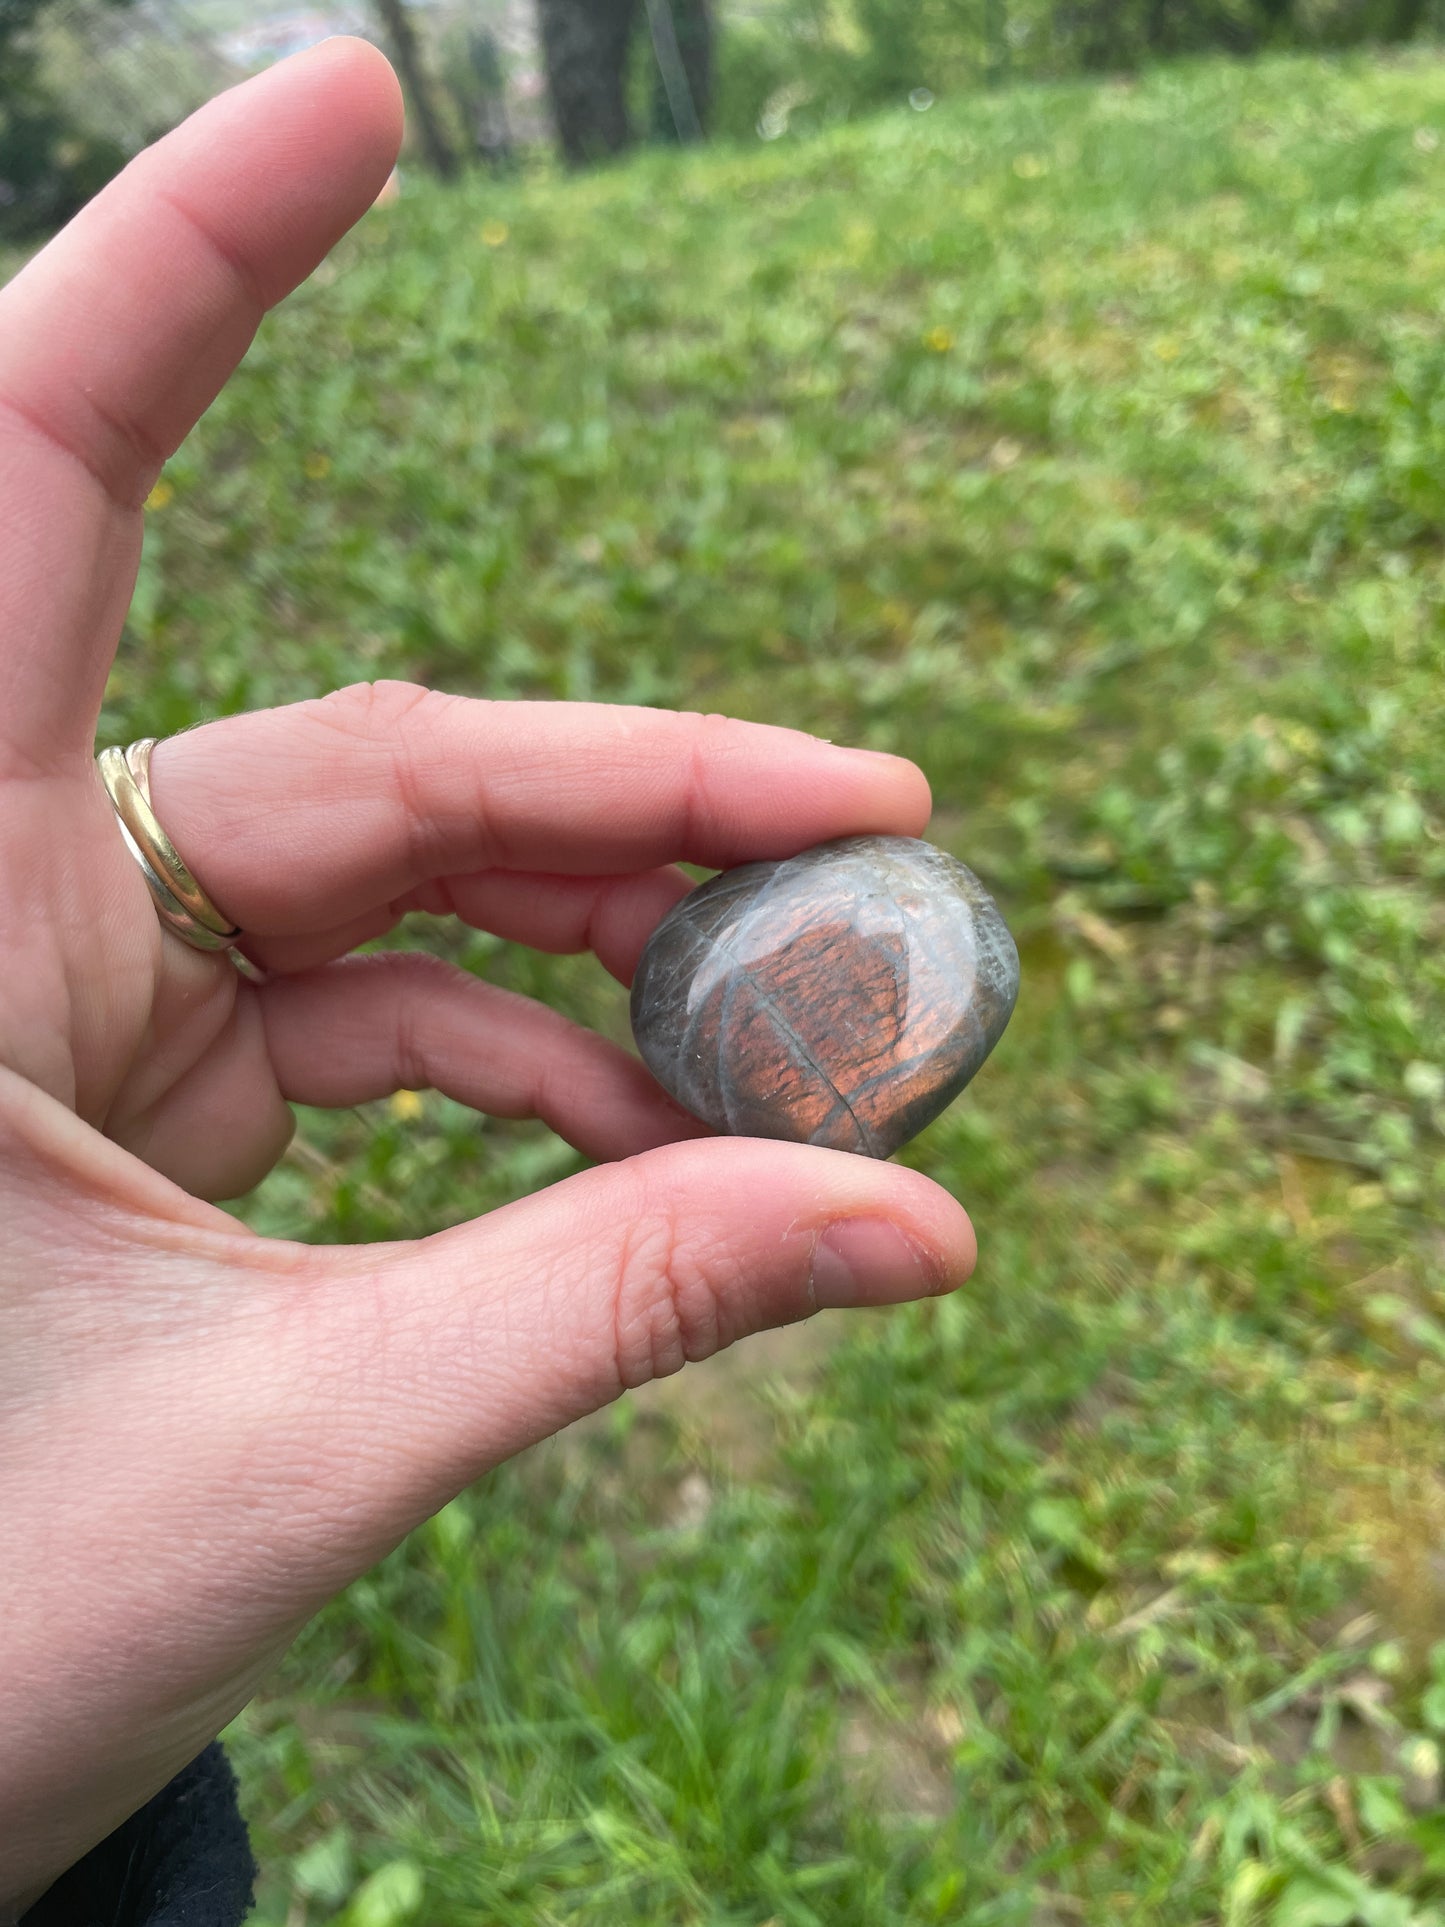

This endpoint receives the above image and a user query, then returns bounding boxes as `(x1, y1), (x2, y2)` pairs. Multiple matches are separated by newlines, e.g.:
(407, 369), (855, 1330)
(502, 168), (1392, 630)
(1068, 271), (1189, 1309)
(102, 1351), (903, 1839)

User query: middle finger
(244, 865), (695, 981)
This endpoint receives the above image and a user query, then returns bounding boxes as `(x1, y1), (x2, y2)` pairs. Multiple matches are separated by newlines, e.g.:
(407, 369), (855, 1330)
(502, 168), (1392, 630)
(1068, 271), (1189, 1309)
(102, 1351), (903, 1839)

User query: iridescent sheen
(630, 835), (1019, 1158)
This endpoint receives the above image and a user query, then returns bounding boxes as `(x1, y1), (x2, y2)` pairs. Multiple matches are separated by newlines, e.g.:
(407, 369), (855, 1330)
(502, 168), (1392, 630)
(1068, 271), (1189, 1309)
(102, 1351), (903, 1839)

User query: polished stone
(630, 835), (1019, 1158)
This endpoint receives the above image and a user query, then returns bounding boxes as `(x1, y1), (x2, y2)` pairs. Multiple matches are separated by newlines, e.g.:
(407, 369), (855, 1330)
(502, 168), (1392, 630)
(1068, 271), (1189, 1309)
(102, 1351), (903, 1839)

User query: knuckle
(675, 709), (743, 849)
(310, 679), (438, 741)
(387, 948), (457, 993)
(303, 682), (478, 875)
(383, 953), (457, 1089)
(609, 1180), (731, 1390)
(678, 707), (740, 738)
(679, 707), (743, 776)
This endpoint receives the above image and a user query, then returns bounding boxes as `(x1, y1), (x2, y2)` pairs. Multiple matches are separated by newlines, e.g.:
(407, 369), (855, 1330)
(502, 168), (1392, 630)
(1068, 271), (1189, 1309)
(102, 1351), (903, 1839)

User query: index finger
(147, 683), (933, 937)
(0, 39), (402, 766)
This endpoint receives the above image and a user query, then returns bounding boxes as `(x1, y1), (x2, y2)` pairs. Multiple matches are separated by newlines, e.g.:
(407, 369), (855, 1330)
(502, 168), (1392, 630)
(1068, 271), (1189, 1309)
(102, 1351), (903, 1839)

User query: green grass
(91, 47), (1445, 1925)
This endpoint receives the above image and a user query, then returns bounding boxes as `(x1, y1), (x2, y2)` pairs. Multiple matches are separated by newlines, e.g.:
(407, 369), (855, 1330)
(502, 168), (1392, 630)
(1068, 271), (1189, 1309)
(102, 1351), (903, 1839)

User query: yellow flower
(1277, 720), (1321, 759)
(389, 1089), (424, 1122)
(923, 325), (955, 354)
(480, 219), (510, 247)
(303, 452), (331, 480)
(1153, 336), (1182, 362)
(144, 478), (174, 511)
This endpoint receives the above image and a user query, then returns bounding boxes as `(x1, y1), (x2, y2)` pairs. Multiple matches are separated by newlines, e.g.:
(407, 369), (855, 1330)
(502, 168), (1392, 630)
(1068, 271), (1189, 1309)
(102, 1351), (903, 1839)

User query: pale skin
(0, 39), (976, 1913)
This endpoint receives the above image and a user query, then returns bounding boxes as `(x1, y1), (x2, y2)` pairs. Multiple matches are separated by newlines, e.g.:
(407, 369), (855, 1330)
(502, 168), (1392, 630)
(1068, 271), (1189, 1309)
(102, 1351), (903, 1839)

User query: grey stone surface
(630, 835), (1019, 1158)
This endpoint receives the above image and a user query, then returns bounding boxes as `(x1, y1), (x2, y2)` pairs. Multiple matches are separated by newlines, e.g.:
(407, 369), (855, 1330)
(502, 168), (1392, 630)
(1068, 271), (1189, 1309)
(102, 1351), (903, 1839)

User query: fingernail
(810, 1218), (938, 1310)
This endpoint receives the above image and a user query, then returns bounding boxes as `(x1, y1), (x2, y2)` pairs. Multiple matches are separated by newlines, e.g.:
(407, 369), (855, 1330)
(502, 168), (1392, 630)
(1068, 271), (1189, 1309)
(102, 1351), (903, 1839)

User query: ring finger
(260, 952), (707, 1159)
(115, 951), (708, 1200)
(242, 864), (696, 981)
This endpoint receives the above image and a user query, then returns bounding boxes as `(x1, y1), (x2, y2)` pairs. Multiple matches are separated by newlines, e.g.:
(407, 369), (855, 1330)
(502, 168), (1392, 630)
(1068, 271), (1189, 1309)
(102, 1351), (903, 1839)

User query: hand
(0, 40), (974, 1908)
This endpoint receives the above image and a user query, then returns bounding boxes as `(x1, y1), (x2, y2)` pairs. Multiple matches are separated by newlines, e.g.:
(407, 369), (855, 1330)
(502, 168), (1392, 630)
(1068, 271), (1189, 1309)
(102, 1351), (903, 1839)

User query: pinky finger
(258, 952), (709, 1163)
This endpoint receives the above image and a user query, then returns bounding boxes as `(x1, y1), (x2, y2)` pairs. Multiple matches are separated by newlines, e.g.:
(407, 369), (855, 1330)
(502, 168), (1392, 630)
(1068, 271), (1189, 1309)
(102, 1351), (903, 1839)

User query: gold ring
(97, 739), (267, 985)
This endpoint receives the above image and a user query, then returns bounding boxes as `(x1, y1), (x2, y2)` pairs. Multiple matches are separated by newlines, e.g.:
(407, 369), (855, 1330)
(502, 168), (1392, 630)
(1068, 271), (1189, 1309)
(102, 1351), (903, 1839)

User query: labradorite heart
(630, 835), (1019, 1159)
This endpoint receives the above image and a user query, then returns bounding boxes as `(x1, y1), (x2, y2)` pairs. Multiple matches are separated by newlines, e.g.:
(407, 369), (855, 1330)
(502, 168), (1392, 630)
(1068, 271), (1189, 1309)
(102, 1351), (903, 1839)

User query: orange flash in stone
(630, 835), (1019, 1158)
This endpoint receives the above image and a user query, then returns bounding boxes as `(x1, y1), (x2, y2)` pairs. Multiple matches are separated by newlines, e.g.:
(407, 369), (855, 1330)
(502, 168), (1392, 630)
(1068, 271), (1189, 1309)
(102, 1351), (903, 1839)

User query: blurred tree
(646, 0), (713, 143)
(537, 0), (636, 165)
(537, 0), (713, 168)
(372, 0), (459, 179)
(0, 0), (131, 238)
(715, 0), (1439, 129)
(1382, 0), (1427, 34)
(854, 0), (928, 93)
(1248, 0), (1298, 36)
(463, 26), (514, 169)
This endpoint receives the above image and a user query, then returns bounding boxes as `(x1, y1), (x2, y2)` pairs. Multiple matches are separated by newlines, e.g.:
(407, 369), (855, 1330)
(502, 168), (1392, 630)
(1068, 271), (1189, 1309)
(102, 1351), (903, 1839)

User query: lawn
(97, 47), (1445, 1926)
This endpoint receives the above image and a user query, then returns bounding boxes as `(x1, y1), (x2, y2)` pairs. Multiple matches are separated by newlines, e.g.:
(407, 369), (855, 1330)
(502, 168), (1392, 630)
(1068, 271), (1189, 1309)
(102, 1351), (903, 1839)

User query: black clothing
(19, 1745), (253, 1927)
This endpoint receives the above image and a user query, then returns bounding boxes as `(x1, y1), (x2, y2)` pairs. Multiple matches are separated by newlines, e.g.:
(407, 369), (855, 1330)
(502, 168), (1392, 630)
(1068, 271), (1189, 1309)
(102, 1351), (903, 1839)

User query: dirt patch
(614, 1310), (850, 1480)
(838, 1697), (959, 1821)
(1332, 1423), (1445, 1673)
(560, 1310), (851, 1491)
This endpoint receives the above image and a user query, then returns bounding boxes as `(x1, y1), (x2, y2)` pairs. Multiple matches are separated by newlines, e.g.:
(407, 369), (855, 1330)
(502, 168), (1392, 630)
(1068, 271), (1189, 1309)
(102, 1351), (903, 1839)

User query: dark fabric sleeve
(19, 1743), (255, 1927)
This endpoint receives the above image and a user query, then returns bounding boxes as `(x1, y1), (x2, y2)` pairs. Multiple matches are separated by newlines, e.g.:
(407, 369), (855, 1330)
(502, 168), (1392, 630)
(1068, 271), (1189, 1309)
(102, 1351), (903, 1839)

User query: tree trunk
(372, 0), (459, 181)
(466, 28), (514, 169)
(646, 0), (713, 142)
(537, 0), (637, 168)
(1250, 0), (1295, 32)
(1383, 0), (1427, 39)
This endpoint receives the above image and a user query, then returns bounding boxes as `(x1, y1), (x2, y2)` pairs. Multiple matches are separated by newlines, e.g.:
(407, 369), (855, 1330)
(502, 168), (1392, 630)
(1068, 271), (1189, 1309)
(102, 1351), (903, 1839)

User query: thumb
(299, 1137), (975, 1562)
(0, 1120), (973, 1894)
